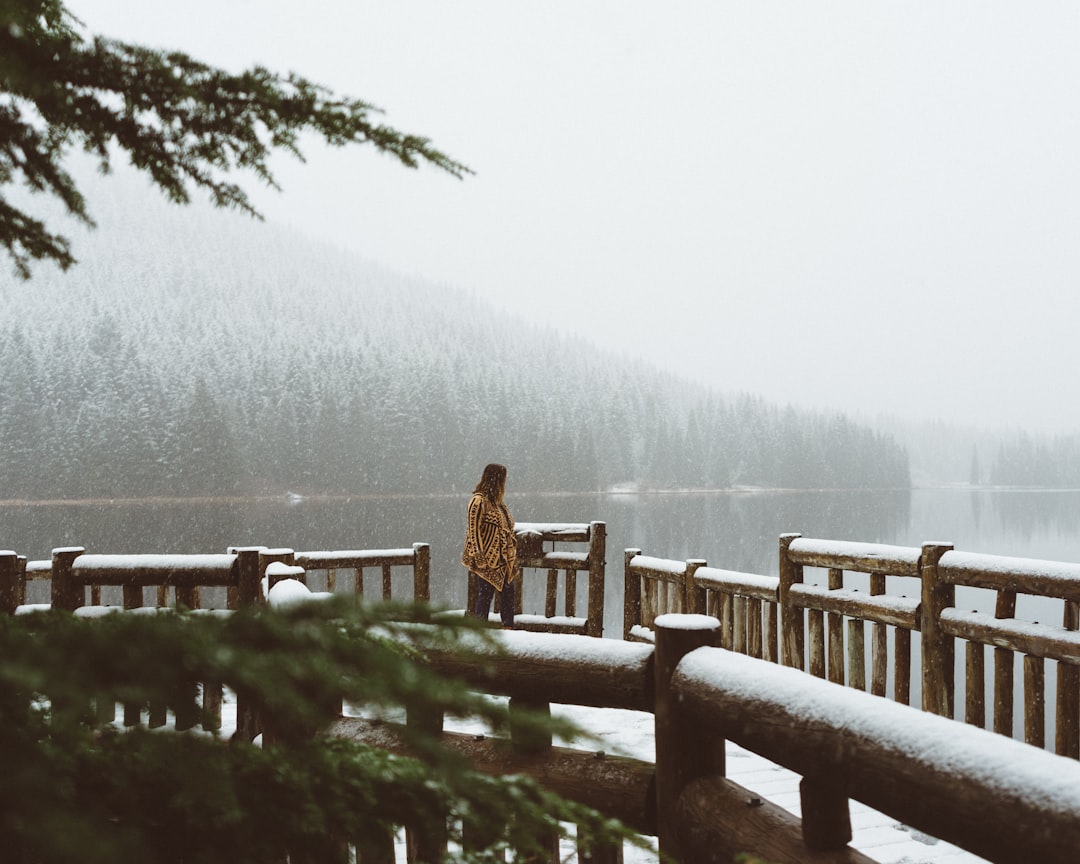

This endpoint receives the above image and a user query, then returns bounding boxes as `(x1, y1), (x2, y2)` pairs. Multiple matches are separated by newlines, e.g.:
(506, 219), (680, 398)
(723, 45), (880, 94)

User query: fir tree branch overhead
(0, 0), (471, 278)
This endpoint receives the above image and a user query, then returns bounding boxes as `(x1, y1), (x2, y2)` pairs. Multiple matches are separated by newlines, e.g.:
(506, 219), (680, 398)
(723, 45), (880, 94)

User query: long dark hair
(473, 463), (507, 503)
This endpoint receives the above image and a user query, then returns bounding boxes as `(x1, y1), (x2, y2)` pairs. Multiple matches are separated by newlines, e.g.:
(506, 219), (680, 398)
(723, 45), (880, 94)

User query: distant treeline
(0, 181), (909, 499)
(990, 433), (1080, 488)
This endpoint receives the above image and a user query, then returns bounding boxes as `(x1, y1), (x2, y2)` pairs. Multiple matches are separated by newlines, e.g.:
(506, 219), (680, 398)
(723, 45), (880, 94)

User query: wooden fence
(8, 529), (1080, 859)
(625, 534), (1080, 758)
(335, 618), (1080, 864)
(0, 543), (432, 739)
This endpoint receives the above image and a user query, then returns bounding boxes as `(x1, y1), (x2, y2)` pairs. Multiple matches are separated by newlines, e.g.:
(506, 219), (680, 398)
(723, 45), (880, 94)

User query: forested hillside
(0, 177), (909, 499)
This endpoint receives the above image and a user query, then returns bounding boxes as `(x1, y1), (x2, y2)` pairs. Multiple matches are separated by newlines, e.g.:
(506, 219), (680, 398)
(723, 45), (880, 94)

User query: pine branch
(0, 0), (471, 277)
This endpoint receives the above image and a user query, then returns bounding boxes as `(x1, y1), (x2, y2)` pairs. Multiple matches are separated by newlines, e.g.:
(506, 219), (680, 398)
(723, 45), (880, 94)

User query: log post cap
(655, 613), (720, 632)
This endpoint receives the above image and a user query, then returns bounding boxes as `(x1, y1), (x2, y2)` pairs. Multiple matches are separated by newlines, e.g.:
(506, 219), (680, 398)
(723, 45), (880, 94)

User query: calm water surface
(5, 487), (1080, 625)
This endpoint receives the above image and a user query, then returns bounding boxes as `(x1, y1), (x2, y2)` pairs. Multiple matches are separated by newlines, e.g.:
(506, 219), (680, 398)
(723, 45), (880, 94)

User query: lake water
(5, 486), (1080, 624)
(3, 487), (1079, 743)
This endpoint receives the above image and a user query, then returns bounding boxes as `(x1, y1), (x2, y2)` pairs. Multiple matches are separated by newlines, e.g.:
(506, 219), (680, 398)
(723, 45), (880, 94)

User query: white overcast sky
(67, 1), (1080, 433)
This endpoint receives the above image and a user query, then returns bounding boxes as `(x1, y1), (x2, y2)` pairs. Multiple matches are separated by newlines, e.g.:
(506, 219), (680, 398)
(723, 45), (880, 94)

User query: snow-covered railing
(467, 521), (606, 637)
(629, 534), (1080, 760)
(623, 548), (787, 658)
(4, 543), (434, 610)
(336, 629), (655, 864)
(692, 564), (781, 660)
(286, 543), (431, 602)
(930, 548), (1080, 757)
(48, 546), (264, 614)
(622, 550), (705, 642)
(26, 547), (264, 734)
(657, 616), (1080, 864)
(781, 534), (922, 705)
(344, 618), (1080, 862)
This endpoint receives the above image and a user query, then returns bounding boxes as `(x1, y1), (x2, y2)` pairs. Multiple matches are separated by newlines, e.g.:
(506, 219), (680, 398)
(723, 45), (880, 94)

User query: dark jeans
(474, 575), (515, 627)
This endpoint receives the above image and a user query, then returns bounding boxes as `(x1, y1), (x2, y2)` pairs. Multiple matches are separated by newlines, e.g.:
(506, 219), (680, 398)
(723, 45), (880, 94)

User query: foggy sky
(67, 1), (1080, 433)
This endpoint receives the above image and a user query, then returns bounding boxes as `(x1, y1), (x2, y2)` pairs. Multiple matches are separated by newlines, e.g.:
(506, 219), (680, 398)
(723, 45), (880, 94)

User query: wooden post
(0, 551), (18, 614)
(684, 558), (707, 616)
(720, 593), (733, 649)
(546, 569), (558, 617)
(919, 542), (955, 717)
(405, 701), (447, 864)
(748, 597), (763, 659)
(413, 542), (431, 602)
(1057, 601), (1080, 759)
(259, 548), (296, 592)
(894, 627), (912, 705)
(848, 619), (866, 691)
(764, 601), (779, 663)
(510, 696), (552, 756)
(586, 521), (606, 638)
(654, 614), (721, 863)
(233, 547), (263, 742)
(465, 570), (476, 616)
(16, 555), (27, 607)
(381, 562), (392, 600)
(993, 590), (1017, 736)
(965, 641), (986, 728)
(827, 568), (845, 685)
(50, 546), (85, 612)
(234, 547), (263, 607)
(733, 595), (747, 654)
(808, 609), (826, 678)
(510, 697), (560, 861)
(577, 828), (624, 864)
(800, 775), (852, 851)
(870, 573), (887, 697)
(779, 533), (804, 669)
(623, 548), (641, 641)
(1024, 654), (1045, 749)
(123, 580), (144, 727)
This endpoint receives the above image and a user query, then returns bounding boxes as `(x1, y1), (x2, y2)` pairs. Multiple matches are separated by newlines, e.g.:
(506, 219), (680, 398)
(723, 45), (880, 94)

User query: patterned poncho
(461, 492), (517, 590)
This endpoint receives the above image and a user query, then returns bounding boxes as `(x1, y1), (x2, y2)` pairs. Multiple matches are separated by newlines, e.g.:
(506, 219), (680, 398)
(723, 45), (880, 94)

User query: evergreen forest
(0, 177), (911, 501)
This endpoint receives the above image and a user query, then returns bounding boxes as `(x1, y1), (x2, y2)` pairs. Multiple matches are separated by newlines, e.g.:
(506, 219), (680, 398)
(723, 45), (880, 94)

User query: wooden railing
(1, 543), (433, 739)
(625, 533), (1080, 758)
(780, 535), (921, 705)
(4, 543), (433, 609)
(932, 549), (1080, 755)
(335, 619), (1080, 863)
(661, 618), (1080, 864)
(468, 521), (607, 637)
(282, 543), (431, 601)
(40, 547), (262, 735)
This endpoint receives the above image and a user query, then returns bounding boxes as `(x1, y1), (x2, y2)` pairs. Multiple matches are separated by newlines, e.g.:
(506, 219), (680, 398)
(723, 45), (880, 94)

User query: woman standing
(462, 463), (517, 628)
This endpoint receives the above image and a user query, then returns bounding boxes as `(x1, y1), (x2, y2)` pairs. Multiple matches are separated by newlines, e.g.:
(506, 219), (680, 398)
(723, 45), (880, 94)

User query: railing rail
(629, 533), (1080, 759)
(289, 542), (431, 602)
